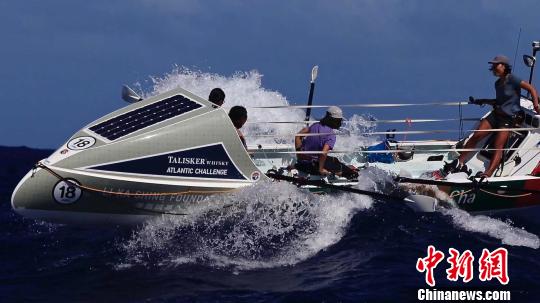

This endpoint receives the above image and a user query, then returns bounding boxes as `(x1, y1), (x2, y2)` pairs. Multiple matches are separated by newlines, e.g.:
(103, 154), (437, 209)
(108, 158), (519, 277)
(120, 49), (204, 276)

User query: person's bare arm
(295, 127), (309, 160)
(295, 127), (309, 150)
(469, 96), (495, 106)
(521, 81), (540, 114)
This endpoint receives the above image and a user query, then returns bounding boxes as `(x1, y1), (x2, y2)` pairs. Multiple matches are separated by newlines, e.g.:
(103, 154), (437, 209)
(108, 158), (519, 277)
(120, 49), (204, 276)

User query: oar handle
(304, 65), (319, 122)
(304, 82), (316, 122)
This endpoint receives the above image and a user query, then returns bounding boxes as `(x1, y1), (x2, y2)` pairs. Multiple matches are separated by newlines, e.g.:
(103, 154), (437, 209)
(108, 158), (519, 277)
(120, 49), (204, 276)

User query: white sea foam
(143, 67), (302, 145)
(143, 66), (378, 147)
(441, 208), (540, 249)
(121, 179), (373, 270)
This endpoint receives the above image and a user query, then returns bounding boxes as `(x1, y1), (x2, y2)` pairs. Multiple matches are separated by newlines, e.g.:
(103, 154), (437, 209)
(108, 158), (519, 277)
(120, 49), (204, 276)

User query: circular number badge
(52, 179), (82, 204)
(67, 136), (96, 150)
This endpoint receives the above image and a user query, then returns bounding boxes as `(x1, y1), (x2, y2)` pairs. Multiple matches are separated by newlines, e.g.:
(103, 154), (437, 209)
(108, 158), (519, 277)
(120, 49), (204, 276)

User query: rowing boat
(11, 42), (540, 224)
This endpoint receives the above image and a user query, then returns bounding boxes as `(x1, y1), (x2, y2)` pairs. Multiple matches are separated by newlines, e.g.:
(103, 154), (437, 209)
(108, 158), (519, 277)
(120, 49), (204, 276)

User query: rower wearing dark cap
(444, 54), (540, 178)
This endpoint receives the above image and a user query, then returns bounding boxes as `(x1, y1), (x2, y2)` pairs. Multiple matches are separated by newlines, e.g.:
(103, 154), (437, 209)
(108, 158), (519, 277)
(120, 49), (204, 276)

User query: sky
(2, 0), (540, 148)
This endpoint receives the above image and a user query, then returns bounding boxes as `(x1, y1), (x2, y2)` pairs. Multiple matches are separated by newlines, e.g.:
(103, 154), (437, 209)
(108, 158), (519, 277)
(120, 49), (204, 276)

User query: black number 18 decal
(53, 179), (82, 204)
(73, 138), (91, 148)
(58, 185), (77, 199)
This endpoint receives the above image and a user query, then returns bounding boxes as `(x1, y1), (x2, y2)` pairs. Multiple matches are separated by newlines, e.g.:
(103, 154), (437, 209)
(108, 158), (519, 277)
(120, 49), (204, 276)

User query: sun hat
(327, 106), (343, 119)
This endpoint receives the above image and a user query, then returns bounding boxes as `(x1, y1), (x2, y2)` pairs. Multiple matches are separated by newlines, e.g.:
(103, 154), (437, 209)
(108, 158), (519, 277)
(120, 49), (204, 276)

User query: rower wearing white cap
(295, 106), (358, 179)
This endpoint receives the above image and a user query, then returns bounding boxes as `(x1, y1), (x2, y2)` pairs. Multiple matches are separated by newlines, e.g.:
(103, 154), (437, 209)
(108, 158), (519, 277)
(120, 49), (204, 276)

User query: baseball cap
(327, 106), (343, 119)
(488, 55), (510, 65)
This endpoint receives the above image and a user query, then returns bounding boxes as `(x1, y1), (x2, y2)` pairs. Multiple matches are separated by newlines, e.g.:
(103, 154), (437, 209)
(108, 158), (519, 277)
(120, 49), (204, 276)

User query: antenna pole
(528, 42), (540, 86)
(513, 28), (522, 67)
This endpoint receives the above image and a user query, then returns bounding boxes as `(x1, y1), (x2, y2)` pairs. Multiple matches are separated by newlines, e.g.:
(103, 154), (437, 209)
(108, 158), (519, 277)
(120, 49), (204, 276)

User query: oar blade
(403, 194), (438, 212)
(311, 65), (319, 82)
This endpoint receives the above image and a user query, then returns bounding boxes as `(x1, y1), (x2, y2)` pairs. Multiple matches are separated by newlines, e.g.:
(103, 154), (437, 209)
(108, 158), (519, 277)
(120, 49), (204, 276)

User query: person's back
(299, 122), (336, 162)
(495, 73), (522, 116)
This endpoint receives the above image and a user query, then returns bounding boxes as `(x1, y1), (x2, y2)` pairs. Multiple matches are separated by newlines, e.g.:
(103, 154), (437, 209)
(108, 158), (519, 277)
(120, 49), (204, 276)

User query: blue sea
(1, 146), (540, 302)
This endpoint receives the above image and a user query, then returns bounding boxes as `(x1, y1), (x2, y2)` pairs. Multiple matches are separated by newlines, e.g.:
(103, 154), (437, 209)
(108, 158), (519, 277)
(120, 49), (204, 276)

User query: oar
(396, 176), (540, 194)
(304, 66), (319, 122)
(266, 172), (438, 212)
(266, 171), (402, 200)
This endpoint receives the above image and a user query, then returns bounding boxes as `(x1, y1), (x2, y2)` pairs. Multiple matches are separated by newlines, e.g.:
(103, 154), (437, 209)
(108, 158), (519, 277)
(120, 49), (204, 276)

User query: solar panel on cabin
(89, 95), (202, 140)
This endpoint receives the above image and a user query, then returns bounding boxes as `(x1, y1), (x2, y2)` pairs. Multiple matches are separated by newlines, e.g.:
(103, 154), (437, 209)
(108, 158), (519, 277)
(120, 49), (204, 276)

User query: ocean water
(2, 69), (540, 302)
(2, 156), (540, 302)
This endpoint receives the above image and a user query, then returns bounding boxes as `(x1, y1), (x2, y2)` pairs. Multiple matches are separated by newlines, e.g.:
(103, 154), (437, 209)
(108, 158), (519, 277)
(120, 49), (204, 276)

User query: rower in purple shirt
(295, 106), (358, 179)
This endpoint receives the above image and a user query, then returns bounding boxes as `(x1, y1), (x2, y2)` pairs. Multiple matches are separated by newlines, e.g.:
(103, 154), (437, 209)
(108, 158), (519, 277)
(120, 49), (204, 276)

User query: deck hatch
(89, 95), (202, 140)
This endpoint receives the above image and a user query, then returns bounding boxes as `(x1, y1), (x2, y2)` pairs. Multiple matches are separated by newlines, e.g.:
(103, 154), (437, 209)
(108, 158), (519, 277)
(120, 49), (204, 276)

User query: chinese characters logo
(416, 246), (508, 286)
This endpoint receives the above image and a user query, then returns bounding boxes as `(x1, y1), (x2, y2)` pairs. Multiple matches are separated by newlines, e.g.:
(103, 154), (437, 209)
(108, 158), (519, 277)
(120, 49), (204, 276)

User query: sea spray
(354, 167), (540, 249)
(142, 67), (378, 147)
(120, 179), (373, 270)
(441, 208), (540, 249)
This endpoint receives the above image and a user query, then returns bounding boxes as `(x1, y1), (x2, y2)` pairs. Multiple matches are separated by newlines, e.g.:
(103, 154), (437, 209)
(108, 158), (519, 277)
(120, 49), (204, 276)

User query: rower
(442, 55), (539, 178)
(294, 106), (358, 179)
(228, 105), (248, 150)
(208, 88), (225, 107)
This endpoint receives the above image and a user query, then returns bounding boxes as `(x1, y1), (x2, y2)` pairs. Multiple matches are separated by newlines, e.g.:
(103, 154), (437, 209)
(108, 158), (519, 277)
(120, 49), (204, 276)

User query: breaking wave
(120, 179), (373, 270)
(141, 66), (378, 147)
(442, 208), (540, 249)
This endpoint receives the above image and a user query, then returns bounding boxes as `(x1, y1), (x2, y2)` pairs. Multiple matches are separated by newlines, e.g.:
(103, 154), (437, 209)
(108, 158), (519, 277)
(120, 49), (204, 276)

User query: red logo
(446, 248), (474, 283)
(417, 246), (509, 286)
(416, 245), (445, 287)
(478, 248), (509, 285)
